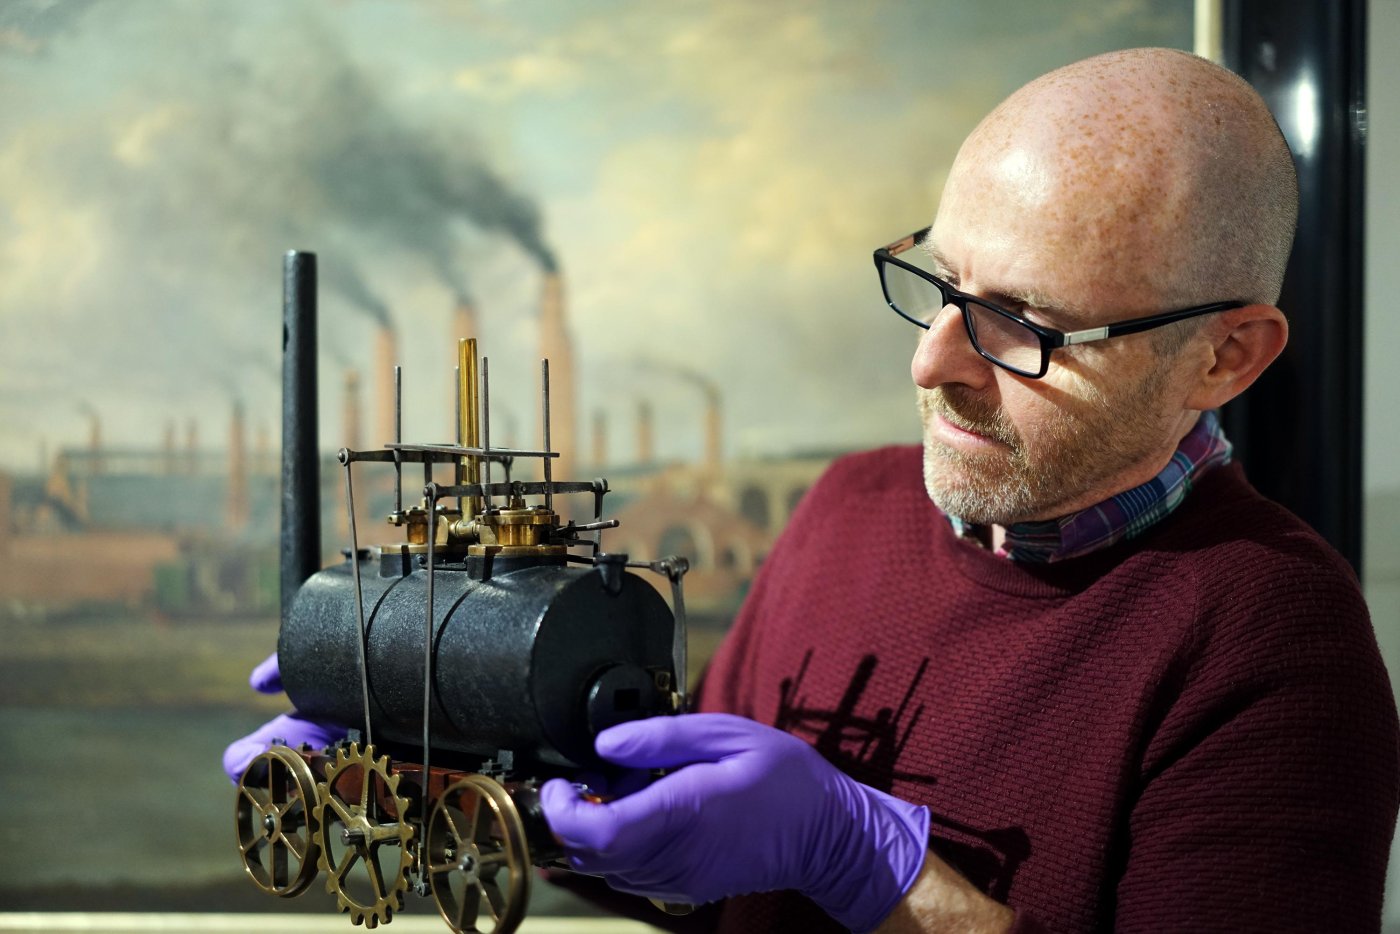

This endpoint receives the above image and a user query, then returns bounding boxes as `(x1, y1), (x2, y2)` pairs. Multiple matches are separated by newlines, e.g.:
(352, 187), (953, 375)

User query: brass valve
(469, 503), (563, 557)
(393, 503), (463, 546)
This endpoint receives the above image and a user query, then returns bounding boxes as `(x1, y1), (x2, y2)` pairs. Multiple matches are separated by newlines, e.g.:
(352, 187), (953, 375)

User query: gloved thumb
(540, 778), (625, 853)
(596, 712), (779, 768)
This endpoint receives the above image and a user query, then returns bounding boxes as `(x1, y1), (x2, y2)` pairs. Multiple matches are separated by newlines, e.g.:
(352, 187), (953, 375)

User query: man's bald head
(940, 47), (1297, 313)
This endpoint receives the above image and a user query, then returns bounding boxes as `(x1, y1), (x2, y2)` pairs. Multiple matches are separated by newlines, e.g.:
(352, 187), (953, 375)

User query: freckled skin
(913, 48), (1296, 525)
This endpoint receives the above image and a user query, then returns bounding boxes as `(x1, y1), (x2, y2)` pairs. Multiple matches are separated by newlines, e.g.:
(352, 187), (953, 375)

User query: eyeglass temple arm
(1057, 301), (1245, 347)
(880, 228), (929, 257)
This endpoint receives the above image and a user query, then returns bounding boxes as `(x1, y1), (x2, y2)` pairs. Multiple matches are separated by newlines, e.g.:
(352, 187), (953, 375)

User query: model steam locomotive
(233, 252), (689, 932)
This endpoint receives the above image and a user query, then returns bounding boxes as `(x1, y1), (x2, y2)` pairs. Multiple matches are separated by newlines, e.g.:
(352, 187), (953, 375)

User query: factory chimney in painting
(452, 301), (479, 438)
(374, 325), (398, 448)
(227, 399), (249, 532)
(538, 271), (575, 480)
(591, 410), (607, 470)
(343, 370), (362, 452)
(636, 400), (654, 466)
(703, 381), (722, 478)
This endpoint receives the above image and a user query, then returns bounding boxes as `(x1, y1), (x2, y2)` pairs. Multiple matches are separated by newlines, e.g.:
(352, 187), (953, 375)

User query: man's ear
(1182, 304), (1289, 410)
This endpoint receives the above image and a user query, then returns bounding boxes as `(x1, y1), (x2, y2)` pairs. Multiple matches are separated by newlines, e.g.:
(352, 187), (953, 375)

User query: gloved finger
(223, 736), (268, 786)
(281, 711), (349, 750)
(570, 767), (650, 800)
(249, 652), (282, 694)
(607, 767), (653, 799)
(541, 778), (629, 854)
(221, 712), (346, 786)
(541, 776), (685, 875)
(595, 713), (775, 769)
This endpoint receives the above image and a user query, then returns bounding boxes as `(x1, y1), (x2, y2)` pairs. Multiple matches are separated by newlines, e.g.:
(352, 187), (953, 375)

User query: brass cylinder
(458, 338), (482, 515)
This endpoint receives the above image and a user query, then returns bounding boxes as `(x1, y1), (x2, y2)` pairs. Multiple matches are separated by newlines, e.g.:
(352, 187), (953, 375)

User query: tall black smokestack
(281, 250), (321, 625)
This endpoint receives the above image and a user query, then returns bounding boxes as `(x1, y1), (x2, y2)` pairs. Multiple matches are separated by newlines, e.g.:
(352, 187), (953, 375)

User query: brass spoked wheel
(235, 744), (322, 897)
(427, 775), (532, 934)
(313, 742), (416, 929)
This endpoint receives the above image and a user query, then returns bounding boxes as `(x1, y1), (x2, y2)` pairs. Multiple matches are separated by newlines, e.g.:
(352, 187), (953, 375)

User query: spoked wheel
(426, 774), (532, 934)
(313, 742), (416, 929)
(235, 744), (322, 897)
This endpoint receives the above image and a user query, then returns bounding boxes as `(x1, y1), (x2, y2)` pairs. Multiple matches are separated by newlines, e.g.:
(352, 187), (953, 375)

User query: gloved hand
(540, 713), (930, 933)
(222, 651), (347, 785)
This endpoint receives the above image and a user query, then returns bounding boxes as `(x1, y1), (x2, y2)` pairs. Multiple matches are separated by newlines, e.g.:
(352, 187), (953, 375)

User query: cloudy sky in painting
(0, 0), (1190, 471)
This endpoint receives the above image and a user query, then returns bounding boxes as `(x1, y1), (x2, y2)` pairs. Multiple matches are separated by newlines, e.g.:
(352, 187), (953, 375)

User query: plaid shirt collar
(946, 409), (1233, 564)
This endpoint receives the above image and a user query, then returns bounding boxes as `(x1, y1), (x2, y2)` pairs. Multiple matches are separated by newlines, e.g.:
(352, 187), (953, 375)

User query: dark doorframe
(1219, 0), (1367, 572)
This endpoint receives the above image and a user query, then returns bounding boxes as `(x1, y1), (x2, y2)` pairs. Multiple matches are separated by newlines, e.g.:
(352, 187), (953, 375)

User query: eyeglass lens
(881, 261), (1042, 373)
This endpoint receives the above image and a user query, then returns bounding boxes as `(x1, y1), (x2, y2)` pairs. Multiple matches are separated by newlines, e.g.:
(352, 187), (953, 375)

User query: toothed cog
(313, 742), (416, 928)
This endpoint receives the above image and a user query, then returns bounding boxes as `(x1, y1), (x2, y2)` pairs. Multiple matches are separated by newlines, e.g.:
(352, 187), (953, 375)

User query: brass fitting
(398, 504), (463, 546)
(468, 505), (564, 557)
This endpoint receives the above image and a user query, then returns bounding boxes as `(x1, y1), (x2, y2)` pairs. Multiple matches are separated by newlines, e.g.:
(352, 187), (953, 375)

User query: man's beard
(917, 368), (1171, 525)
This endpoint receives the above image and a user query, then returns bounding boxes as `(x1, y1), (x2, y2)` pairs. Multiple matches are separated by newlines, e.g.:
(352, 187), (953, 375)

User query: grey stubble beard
(917, 364), (1170, 526)
(918, 387), (1037, 525)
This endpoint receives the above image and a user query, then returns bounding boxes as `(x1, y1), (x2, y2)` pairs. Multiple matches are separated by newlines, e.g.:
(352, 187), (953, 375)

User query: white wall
(1368, 0), (1400, 927)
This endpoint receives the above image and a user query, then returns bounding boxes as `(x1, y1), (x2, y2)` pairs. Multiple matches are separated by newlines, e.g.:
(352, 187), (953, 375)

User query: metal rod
(454, 364), (462, 514)
(343, 461), (375, 754)
(482, 357), (493, 511)
(594, 476), (605, 551)
(420, 485), (437, 869)
(541, 359), (553, 513)
(459, 339), (481, 517)
(665, 559), (689, 711)
(393, 365), (403, 515)
(280, 251), (320, 626)
(431, 479), (595, 499)
(343, 444), (556, 465)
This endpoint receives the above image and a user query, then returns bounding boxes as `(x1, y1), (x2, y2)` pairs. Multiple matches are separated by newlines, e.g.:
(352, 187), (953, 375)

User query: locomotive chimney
(637, 400), (654, 465)
(374, 325), (398, 448)
(281, 250), (321, 626)
(538, 272), (575, 480)
(227, 399), (249, 532)
(343, 369), (362, 451)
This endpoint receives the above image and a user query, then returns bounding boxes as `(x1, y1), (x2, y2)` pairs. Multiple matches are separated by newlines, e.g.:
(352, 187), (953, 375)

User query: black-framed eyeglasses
(873, 227), (1244, 379)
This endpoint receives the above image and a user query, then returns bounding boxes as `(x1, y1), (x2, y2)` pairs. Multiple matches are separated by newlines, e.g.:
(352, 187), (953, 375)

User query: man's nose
(911, 303), (994, 390)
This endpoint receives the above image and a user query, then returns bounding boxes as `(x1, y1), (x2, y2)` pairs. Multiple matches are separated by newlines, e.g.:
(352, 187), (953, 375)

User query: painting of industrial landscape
(0, 0), (1190, 917)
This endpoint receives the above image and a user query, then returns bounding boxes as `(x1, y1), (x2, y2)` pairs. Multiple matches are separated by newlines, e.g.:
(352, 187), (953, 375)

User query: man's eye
(1020, 308), (1056, 328)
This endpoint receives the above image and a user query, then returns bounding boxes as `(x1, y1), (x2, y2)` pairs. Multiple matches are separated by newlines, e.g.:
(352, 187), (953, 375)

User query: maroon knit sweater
(694, 446), (1398, 933)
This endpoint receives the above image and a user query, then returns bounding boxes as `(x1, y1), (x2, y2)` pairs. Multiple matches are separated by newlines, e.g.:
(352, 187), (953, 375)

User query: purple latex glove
(248, 651), (282, 693)
(222, 652), (347, 785)
(540, 713), (930, 933)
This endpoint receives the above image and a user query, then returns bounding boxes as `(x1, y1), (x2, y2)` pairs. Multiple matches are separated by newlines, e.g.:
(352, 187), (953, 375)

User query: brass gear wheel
(313, 742), (416, 928)
(235, 744), (322, 897)
(426, 774), (531, 934)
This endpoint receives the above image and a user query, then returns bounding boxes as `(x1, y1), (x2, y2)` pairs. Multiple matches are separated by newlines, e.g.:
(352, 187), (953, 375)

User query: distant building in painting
(0, 276), (849, 620)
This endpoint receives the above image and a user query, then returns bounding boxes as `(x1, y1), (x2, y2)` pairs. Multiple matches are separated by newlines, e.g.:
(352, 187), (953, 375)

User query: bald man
(541, 48), (1399, 932)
